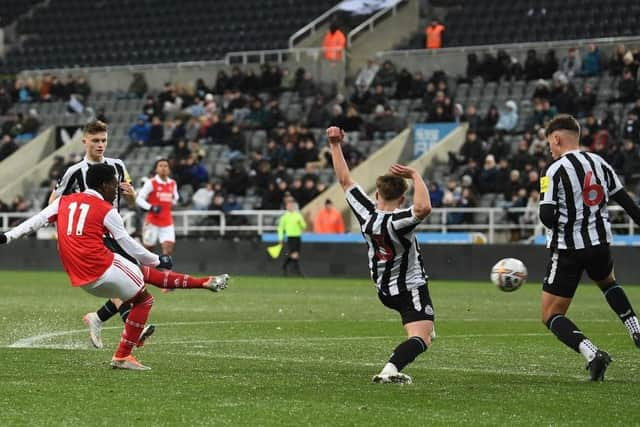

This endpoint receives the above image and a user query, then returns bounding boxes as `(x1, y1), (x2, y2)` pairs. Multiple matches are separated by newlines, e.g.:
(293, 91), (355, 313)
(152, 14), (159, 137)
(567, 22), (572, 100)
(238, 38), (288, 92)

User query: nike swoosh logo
(620, 310), (632, 318)
(572, 330), (582, 334)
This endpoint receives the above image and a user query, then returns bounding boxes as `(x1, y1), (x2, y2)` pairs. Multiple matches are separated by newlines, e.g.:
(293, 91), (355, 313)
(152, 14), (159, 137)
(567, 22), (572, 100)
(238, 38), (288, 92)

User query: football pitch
(1, 271), (639, 426)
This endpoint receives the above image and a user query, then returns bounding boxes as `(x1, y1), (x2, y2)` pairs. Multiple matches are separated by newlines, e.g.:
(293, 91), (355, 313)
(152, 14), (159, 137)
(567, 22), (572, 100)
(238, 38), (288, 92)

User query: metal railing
(289, 4), (346, 48)
(2, 206), (637, 244)
(347, 0), (407, 47)
(376, 35), (640, 61)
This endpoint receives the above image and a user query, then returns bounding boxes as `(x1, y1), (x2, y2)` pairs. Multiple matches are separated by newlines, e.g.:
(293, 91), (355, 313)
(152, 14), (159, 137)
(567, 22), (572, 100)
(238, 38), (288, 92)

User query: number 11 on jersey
(67, 202), (90, 235)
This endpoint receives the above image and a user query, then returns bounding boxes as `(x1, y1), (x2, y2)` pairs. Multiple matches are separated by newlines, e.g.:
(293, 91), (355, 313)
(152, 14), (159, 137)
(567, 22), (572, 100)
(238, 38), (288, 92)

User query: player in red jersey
(0, 164), (229, 370)
(136, 159), (179, 255)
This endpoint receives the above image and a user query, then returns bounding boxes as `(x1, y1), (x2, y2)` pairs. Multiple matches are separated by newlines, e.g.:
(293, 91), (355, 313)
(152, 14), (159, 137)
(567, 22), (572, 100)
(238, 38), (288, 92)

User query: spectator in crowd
(128, 114), (150, 146)
(524, 49), (542, 81)
(541, 49), (559, 79)
(495, 100), (518, 133)
(128, 73), (149, 98)
(148, 116), (165, 146)
(609, 44), (628, 76)
(313, 199), (345, 234)
(355, 59), (379, 91)
(575, 83), (597, 118)
(478, 154), (500, 194)
(461, 104), (481, 133)
(192, 181), (215, 209)
(375, 61), (397, 88)
(425, 19), (445, 49)
(409, 71), (427, 99)
(0, 134), (17, 161)
(581, 43), (602, 76)
(394, 69), (413, 99)
(610, 68), (637, 104)
(478, 105), (499, 140)
(322, 22), (346, 62)
(449, 129), (485, 172)
(560, 47), (582, 79)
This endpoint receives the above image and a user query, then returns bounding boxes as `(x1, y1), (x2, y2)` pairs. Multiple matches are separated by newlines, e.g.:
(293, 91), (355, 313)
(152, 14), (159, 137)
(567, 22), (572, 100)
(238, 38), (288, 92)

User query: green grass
(0, 271), (639, 426)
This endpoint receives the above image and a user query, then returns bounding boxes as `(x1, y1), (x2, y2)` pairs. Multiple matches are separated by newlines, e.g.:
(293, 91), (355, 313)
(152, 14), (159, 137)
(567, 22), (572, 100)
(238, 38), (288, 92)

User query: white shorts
(81, 253), (145, 301)
(142, 223), (175, 246)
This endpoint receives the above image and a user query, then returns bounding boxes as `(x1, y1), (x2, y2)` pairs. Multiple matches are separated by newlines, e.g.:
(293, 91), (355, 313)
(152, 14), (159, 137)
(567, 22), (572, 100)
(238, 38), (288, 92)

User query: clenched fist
(326, 126), (344, 145)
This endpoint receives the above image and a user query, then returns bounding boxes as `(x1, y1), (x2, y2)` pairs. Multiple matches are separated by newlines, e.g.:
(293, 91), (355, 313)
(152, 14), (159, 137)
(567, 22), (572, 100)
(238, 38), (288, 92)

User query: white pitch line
(6, 318), (629, 350)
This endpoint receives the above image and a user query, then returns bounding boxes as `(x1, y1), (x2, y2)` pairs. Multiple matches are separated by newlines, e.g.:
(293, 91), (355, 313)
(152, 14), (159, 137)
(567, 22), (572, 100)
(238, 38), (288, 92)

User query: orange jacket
(425, 24), (445, 49)
(313, 207), (346, 233)
(323, 30), (346, 61)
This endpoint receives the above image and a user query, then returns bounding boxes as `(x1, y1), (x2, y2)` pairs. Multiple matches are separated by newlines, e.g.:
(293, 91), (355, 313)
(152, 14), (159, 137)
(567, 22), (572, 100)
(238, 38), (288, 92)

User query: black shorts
(543, 244), (614, 298)
(286, 236), (301, 254)
(103, 236), (139, 265)
(378, 285), (435, 324)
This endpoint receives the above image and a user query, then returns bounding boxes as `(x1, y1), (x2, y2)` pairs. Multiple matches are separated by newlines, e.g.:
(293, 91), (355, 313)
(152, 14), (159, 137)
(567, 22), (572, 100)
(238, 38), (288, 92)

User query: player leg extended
(84, 236), (157, 349)
(585, 244), (640, 349)
(81, 253), (155, 370)
(542, 249), (611, 381)
(373, 285), (434, 384)
(84, 268), (229, 349)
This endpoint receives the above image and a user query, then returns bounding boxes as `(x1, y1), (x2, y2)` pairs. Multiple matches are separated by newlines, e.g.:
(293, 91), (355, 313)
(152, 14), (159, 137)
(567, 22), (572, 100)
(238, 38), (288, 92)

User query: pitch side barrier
(4, 238), (640, 282)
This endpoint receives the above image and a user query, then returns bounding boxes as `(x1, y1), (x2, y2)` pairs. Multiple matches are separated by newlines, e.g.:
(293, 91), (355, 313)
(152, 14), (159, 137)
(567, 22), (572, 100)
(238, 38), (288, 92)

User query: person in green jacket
(278, 196), (307, 276)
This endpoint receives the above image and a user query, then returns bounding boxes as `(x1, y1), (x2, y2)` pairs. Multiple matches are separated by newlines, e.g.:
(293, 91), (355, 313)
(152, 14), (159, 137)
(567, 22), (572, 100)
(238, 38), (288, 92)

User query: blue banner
(412, 122), (458, 158)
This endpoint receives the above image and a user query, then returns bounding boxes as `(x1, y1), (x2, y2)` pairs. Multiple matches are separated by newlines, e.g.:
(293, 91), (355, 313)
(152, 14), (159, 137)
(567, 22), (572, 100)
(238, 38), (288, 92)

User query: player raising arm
(327, 126), (433, 384)
(0, 164), (228, 370)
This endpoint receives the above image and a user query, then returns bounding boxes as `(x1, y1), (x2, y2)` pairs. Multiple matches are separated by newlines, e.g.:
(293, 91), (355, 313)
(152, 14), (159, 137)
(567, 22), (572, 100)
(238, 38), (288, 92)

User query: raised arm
(327, 126), (355, 191)
(389, 164), (432, 220)
(1, 198), (60, 244)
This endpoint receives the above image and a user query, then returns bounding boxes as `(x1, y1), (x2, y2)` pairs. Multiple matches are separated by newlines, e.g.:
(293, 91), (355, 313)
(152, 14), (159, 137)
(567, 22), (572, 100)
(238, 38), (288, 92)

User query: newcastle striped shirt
(540, 150), (623, 249)
(54, 157), (131, 210)
(345, 184), (428, 296)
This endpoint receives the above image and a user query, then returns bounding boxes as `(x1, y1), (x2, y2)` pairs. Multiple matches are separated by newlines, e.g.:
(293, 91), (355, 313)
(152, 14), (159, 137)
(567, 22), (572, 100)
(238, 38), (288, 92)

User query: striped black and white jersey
(346, 184), (428, 296)
(53, 157), (131, 210)
(540, 150), (623, 249)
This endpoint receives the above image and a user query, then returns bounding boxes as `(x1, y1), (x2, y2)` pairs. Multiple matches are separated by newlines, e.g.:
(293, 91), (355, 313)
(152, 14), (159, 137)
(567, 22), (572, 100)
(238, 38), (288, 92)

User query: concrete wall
(19, 51), (345, 93)
(0, 129), (83, 203)
(377, 36), (640, 79)
(3, 239), (640, 284)
(0, 127), (55, 192)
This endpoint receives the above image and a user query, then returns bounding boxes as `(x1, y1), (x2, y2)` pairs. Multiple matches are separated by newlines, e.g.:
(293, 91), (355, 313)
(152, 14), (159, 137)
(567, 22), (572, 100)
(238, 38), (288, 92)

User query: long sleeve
(103, 209), (159, 266)
(277, 215), (286, 241)
(5, 199), (60, 242)
(135, 179), (153, 210)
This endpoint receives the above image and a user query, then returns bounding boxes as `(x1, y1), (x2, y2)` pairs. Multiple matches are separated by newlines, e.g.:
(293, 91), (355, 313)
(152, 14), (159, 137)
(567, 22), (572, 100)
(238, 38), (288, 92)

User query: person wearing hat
(313, 199), (346, 234)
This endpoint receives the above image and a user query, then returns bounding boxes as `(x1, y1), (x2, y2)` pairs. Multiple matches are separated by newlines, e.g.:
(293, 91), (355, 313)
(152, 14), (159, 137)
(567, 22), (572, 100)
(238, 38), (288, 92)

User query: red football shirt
(56, 192), (115, 286)
(141, 176), (177, 227)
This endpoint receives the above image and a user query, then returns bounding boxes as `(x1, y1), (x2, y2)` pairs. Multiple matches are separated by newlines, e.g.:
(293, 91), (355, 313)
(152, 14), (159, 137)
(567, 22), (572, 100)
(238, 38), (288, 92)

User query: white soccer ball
(490, 258), (528, 292)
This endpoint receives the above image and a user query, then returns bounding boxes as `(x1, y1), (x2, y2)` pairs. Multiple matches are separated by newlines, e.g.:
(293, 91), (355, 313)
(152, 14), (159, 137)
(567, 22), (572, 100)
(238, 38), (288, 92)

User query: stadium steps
(347, 0), (420, 78)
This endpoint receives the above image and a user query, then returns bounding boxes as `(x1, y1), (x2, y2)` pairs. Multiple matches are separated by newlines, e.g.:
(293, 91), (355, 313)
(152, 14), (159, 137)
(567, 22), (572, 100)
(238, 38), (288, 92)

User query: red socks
(141, 266), (208, 289)
(115, 293), (154, 358)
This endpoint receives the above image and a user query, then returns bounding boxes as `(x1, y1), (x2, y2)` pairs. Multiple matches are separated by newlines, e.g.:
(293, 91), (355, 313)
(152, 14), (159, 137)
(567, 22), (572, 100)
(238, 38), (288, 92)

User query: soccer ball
(490, 258), (528, 292)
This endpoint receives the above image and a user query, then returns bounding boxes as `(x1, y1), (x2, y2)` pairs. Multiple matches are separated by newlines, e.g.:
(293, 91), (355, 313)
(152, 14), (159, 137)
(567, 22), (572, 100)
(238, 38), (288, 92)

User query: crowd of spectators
(439, 42), (640, 240)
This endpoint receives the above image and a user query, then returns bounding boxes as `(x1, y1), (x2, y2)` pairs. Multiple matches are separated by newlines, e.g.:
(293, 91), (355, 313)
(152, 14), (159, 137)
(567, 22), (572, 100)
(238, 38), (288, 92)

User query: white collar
(84, 189), (105, 200)
(84, 156), (106, 165)
(153, 174), (170, 183)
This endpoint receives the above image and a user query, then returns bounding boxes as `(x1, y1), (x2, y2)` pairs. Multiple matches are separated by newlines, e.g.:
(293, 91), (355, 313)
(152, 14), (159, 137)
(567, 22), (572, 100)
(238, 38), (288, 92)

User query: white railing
(2, 206), (637, 243)
(289, 4), (346, 48)
(376, 35), (640, 60)
(225, 47), (345, 65)
(347, 0), (408, 47)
